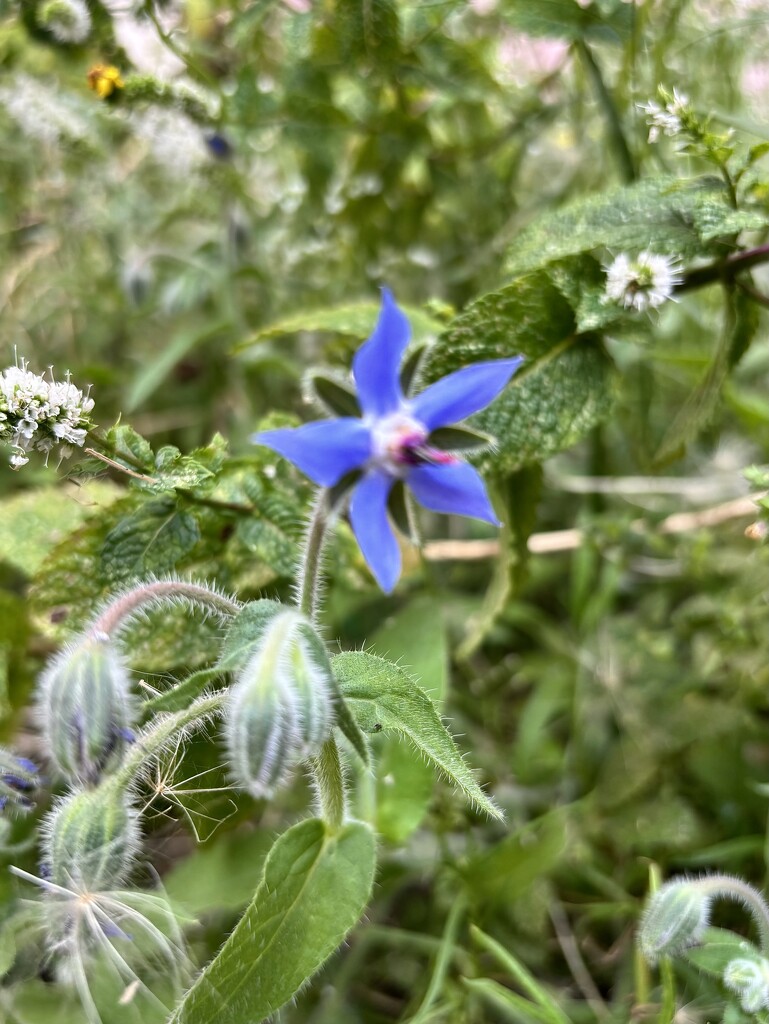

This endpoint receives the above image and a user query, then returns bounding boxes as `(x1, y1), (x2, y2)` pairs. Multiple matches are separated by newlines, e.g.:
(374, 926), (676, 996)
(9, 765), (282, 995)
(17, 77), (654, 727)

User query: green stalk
(114, 693), (225, 790)
(310, 737), (346, 832)
(297, 490), (330, 623)
(296, 489), (347, 829)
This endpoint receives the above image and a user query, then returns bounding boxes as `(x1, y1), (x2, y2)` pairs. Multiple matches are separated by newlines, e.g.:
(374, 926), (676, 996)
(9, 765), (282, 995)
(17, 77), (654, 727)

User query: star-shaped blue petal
(252, 290), (523, 592)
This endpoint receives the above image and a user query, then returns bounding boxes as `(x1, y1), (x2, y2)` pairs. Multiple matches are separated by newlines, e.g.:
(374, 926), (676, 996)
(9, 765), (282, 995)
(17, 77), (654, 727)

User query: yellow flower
(87, 64), (124, 99)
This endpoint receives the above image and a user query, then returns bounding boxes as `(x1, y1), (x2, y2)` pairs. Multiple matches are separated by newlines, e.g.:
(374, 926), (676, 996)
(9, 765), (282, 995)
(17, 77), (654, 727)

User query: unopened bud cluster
(0, 359), (94, 469)
(640, 873), (769, 1015)
(38, 632), (135, 785)
(224, 603), (335, 798)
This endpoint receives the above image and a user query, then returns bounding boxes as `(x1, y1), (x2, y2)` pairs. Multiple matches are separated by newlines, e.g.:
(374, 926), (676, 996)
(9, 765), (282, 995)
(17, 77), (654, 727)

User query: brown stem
(680, 242), (769, 292)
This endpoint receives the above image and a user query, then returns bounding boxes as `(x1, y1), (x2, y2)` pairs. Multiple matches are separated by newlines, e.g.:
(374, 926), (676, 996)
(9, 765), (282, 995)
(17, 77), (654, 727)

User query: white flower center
(370, 411), (428, 475)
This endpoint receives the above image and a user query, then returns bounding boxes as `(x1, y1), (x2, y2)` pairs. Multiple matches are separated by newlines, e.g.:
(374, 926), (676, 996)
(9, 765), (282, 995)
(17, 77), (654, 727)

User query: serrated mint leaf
(101, 498), (200, 580)
(234, 518), (298, 577)
(421, 273), (617, 473)
(504, 177), (732, 278)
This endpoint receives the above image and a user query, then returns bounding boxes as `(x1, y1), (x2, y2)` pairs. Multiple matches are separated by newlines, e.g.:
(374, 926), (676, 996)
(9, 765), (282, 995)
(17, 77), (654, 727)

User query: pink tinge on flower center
(371, 413), (459, 473)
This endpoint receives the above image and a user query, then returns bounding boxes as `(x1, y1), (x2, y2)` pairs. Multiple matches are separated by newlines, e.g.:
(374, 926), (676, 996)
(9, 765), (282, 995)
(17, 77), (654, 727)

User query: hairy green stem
(311, 737), (346, 831)
(114, 693), (225, 789)
(296, 490), (348, 828)
(297, 490), (330, 622)
(91, 580), (240, 637)
(695, 875), (769, 956)
(681, 242), (769, 292)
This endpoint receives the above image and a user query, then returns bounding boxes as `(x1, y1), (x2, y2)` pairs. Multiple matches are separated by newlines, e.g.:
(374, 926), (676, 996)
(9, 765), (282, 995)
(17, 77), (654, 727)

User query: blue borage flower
(253, 290), (523, 592)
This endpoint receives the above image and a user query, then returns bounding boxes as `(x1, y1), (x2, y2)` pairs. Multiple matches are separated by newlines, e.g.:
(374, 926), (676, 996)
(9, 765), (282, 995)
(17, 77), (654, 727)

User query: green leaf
(421, 273), (617, 474)
(461, 978), (563, 1024)
(0, 481), (121, 577)
(169, 818), (376, 1024)
(501, 0), (631, 42)
(234, 517), (298, 577)
(690, 202), (767, 243)
(461, 809), (567, 904)
(684, 927), (764, 977)
(469, 925), (571, 1024)
(101, 498), (200, 580)
(106, 423), (155, 470)
(152, 445), (218, 492)
(368, 595), (450, 840)
(504, 177), (735, 278)
(234, 301), (443, 355)
(333, 651), (502, 820)
(545, 254), (624, 333)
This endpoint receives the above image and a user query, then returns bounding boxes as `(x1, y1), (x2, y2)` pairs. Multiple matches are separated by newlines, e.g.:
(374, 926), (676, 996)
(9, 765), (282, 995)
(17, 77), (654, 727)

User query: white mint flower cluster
(605, 251), (684, 312)
(0, 360), (94, 469)
(38, 0), (92, 44)
(638, 87), (690, 143)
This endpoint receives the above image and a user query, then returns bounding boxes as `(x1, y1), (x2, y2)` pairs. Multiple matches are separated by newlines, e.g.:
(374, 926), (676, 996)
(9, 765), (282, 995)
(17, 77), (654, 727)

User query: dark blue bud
(0, 747), (41, 815)
(206, 133), (232, 159)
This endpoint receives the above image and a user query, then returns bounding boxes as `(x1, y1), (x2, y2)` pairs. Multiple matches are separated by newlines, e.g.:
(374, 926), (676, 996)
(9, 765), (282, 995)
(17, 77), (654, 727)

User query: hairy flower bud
(38, 633), (135, 785)
(223, 604), (335, 798)
(44, 785), (141, 891)
(639, 879), (711, 962)
(724, 957), (769, 1013)
(0, 747), (40, 815)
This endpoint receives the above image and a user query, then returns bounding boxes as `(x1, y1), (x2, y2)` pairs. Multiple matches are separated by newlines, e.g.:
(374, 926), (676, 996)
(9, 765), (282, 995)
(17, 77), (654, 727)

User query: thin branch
(423, 494), (764, 561)
(681, 242), (769, 292)
(549, 900), (609, 1020)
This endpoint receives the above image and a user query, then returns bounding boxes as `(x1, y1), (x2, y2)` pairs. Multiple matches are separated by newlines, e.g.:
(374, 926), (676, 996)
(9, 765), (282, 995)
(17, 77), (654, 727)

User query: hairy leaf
(333, 651), (502, 820)
(170, 818), (375, 1024)
(684, 927), (764, 977)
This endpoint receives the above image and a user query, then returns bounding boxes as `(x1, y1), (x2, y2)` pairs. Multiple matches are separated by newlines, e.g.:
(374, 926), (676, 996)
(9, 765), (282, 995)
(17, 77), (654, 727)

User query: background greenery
(1, 0), (769, 1021)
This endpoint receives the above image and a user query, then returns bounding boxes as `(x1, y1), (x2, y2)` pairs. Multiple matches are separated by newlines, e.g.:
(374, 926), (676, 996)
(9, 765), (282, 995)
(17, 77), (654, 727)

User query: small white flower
(39, 0), (92, 44)
(638, 87), (690, 143)
(0, 359), (94, 470)
(605, 251), (684, 312)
